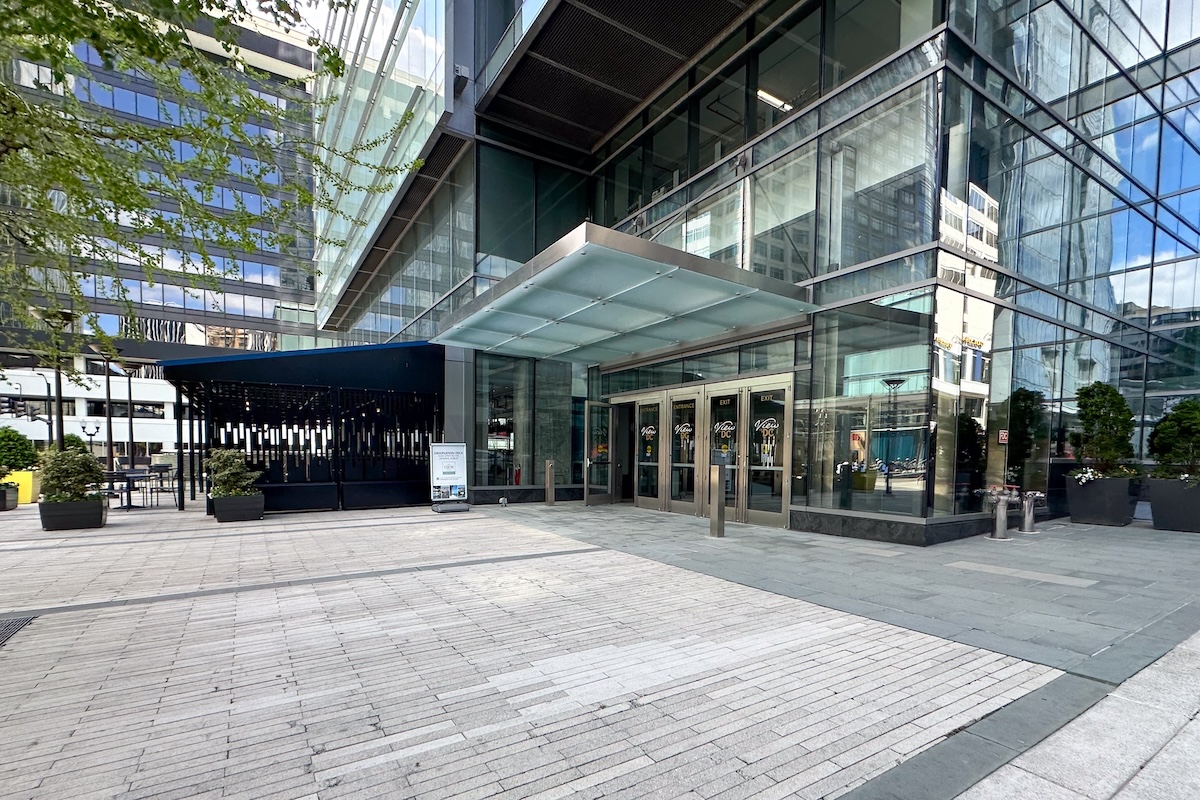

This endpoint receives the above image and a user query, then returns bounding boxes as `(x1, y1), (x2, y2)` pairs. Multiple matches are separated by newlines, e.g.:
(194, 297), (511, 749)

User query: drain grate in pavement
(0, 617), (34, 648)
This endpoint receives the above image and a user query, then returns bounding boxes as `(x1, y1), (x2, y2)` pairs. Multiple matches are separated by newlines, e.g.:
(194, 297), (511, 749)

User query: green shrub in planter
(205, 449), (264, 522)
(1147, 399), (1200, 532)
(1066, 382), (1138, 526)
(38, 448), (107, 530)
(0, 426), (37, 471)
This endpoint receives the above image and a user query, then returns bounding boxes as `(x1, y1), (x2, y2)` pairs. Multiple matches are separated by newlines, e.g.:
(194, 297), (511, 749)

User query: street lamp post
(5, 355), (54, 443)
(31, 372), (54, 445)
(87, 344), (119, 471)
(28, 308), (77, 451)
(81, 422), (100, 455)
(881, 378), (908, 496)
(119, 362), (140, 469)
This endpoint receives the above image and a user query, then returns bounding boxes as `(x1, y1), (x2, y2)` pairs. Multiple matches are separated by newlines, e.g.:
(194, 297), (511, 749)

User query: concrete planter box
(1, 485), (17, 511)
(212, 494), (264, 523)
(1065, 477), (1137, 526)
(1148, 478), (1200, 533)
(39, 500), (108, 531)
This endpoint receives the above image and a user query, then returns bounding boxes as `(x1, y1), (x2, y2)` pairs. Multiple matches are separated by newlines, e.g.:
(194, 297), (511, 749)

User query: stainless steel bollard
(710, 464), (725, 538)
(989, 494), (1013, 541)
(545, 459), (555, 506)
(1020, 493), (1037, 533)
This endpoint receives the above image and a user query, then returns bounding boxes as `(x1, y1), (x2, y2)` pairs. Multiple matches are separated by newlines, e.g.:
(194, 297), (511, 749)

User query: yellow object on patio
(11, 470), (40, 504)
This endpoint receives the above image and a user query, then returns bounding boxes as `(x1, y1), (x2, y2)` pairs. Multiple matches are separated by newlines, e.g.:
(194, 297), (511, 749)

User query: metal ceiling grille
(484, 0), (752, 151)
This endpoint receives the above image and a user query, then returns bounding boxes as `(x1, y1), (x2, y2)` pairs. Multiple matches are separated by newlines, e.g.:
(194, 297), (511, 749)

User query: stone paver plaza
(1, 502), (1199, 799)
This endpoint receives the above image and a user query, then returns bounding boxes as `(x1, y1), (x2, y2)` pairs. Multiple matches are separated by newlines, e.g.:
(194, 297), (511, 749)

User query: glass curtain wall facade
(314, 0), (447, 327)
(9, 39), (340, 353)
(318, 0), (1200, 534)
(587, 0), (1200, 528)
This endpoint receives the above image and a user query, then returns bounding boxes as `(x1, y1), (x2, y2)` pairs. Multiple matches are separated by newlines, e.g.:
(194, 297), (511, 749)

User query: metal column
(710, 464), (725, 538)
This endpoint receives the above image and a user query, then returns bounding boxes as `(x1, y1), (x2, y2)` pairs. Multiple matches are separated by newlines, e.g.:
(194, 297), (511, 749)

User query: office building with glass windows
(1, 23), (353, 457)
(295, 0), (1200, 541)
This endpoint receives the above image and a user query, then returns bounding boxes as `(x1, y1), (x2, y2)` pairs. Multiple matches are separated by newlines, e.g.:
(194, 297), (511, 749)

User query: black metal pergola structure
(163, 342), (444, 513)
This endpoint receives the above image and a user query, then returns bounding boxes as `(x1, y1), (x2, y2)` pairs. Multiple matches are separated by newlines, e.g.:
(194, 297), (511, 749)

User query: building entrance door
(667, 393), (699, 515)
(605, 378), (790, 526)
(696, 381), (791, 527)
(584, 401), (613, 505)
(635, 400), (662, 510)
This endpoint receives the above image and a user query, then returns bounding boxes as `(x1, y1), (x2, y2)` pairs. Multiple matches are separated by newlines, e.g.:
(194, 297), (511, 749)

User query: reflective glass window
(753, 7), (820, 135)
(826, 0), (938, 90)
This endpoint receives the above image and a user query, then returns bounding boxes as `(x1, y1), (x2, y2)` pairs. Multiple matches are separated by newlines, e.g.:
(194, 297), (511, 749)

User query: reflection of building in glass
(940, 186), (998, 263)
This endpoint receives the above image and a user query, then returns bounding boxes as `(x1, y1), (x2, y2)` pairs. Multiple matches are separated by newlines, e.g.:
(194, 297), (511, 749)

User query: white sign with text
(430, 443), (468, 501)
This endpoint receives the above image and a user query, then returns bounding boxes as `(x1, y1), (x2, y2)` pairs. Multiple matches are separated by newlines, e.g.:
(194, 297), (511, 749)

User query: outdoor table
(116, 470), (150, 510)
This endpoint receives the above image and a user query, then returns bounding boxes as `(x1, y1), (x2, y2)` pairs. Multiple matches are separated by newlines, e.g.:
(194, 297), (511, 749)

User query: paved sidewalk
(957, 629), (1200, 799)
(0, 504), (1056, 799)
(492, 504), (1200, 682)
(483, 503), (1200, 798)
(4, 501), (1200, 799)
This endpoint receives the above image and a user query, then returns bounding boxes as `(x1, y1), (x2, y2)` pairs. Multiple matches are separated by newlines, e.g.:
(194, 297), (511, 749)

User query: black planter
(39, 500), (108, 531)
(1, 486), (17, 511)
(1064, 477), (1137, 526)
(212, 494), (265, 522)
(1148, 478), (1200, 532)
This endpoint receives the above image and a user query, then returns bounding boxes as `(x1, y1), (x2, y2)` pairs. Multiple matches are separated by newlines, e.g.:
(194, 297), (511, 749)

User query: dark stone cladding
(471, 487), (585, 505)
(789, 509), (1001, 546)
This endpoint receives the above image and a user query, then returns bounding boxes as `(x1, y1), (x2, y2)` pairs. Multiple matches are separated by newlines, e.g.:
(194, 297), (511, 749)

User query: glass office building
(318, 0), (1200, 542)
(7, 25), (348, 357)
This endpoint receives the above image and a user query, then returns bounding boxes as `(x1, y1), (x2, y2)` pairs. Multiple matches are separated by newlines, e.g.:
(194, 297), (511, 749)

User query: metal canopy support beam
(175, 387), (185, 511)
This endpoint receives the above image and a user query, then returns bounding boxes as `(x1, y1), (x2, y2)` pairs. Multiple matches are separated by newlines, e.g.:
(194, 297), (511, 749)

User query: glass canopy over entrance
(432, 223), (817, 364)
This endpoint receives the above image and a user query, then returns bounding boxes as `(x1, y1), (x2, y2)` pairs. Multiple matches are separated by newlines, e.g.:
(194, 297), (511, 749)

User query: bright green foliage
(39, 446), (103, 501)
(1148, 400), (1200, 476)
(62, 432), (89, 452)
(0, 462), (12, 485)
(0, 425), (37, 470)
(0, 0), (416, 367)
(205, 448), (262, 497)
(1070, 382), (1135, 472)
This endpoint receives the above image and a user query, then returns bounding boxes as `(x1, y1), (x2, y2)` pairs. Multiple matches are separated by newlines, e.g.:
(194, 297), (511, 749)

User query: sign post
(430, 443), (470, 512)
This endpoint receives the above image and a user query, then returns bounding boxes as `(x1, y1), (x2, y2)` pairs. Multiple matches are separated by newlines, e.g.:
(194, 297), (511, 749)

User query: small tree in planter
(1065, 382), (1138, 526)
(0, 427), (37, 471)
(38, 448), (107, 530)
(206, 449), (264, 522)
(1147, 399), (1200, 532)
(0, 464), (18, 511)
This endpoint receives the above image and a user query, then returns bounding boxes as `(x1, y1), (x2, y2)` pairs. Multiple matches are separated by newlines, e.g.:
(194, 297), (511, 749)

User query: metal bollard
(1020, 492), (1037, 533)
(545, 459), (555, 506)
(709, 464), (725, 538)
(989, 494), (1013, 541)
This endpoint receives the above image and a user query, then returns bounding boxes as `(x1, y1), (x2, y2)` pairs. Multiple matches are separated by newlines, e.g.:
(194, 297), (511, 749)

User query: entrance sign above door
(432, 223), (816, 365)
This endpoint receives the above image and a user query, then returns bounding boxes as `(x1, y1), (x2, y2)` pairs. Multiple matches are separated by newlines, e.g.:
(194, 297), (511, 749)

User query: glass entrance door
(585, 401), (613, 505)
(668, 395), (699, 514)
(708, 393), (739, 516)
(697, 380), (791, 527)
(746, 387), (788, 526)
(635, 402), (661, 510)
